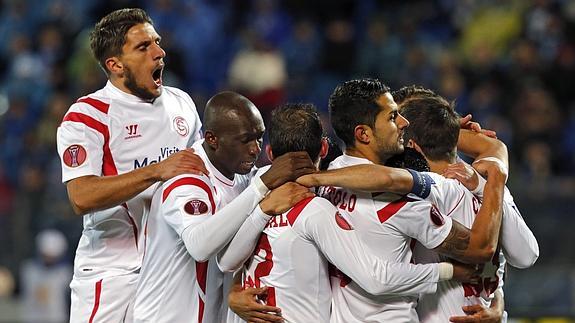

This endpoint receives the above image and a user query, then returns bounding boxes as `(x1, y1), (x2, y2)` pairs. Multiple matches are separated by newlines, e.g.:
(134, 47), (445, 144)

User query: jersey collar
(105, 81), (162, 104)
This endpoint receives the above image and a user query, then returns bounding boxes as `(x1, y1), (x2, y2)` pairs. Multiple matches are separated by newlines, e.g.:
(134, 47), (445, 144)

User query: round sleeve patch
(335, 211), (353, 230)
(62, 144), (87, 168)
(430, 204), (445, 226)
(184, 199), (209, 215)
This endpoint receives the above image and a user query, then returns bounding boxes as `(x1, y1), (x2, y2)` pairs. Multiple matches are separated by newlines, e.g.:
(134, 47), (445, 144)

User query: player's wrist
(438, 262), (453, 281)
(407, 169), (432, 199)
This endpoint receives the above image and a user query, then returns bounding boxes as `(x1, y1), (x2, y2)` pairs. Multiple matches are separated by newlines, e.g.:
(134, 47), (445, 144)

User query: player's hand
(228, 286), (283, 323)
(459, 114), (497, 138)
(443, 162), (479, 191)
(472, 159), (507, 182)
(153, 148), (209, 180)
(259, 182), (315, 215)
(451, 260), (483, 283)
(449, 304), (503, 323)
(260, 152), (316, 190)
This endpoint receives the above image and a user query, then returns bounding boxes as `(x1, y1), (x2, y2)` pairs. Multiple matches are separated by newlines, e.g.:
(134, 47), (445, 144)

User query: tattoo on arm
(435, 221), (470, 259)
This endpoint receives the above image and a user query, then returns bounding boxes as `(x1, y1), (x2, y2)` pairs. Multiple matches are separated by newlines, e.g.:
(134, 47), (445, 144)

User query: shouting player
(57, 9), (206, 322)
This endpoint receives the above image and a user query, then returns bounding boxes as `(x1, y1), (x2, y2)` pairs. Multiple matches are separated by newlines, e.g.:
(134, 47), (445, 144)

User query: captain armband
(407, 169), (433, 199)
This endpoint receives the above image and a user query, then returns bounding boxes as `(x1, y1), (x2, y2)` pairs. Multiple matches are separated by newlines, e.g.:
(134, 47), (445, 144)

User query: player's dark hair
(385, 147), (430, 172)
(269, 103), (324, 162)
(392, 85), (439, 105)
(396, 88), (460, 162)
(90, 8), (153, 75)
(328, 78), (391, 148)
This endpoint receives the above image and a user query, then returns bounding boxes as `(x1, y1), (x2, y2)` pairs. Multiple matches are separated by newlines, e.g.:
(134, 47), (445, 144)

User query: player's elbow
(68, 195), (91, 216)
(509, 247), (539, 269)
(216, 257), (240, 273)
(467, 246), (497, 263)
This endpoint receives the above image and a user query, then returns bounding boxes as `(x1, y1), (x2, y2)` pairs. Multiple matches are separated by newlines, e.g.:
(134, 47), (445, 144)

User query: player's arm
(66, 149), (208, 215)
(171, 175), (270, 262)
(217, 183), (314, 272)
(449, 288), (504, 323)
(434, 161), (507, 263)
(296, 164), (433, 198)
(296, 198), (473, 296)
(500, 202), (539, 268)
(457, 129), (508, 169)
(227, 271), (283, 322)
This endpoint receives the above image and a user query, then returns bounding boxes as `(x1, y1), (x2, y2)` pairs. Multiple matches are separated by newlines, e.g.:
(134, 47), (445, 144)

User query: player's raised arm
(434, 160), (507, 263)
(457, 129), (508, 169)
(65, 149), (207, 215)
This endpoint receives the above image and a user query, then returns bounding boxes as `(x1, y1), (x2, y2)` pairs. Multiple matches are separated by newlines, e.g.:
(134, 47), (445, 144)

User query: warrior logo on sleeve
(63, 144), (87, 168)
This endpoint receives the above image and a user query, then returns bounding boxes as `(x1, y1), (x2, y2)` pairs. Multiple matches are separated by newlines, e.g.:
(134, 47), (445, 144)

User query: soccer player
(56, 9), (207, 322)
(220, 103), (479, 322)
(133, 91), (315, 323)
(394, 86), (538, 322)
(314, 78), (507, 322)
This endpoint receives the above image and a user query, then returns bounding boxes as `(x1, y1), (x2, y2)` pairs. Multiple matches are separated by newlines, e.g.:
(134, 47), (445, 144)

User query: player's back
(243, 196), (333, 323)
(414, 172), (505, 322)
(324, 155), (452, 323)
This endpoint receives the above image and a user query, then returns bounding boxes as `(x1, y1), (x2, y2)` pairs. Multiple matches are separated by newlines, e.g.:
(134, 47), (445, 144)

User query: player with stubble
(298, 78), (508, 322)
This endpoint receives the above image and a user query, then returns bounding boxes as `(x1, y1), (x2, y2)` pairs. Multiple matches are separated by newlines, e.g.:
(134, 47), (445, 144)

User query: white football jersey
(56, 81), (202, 280)
(414, 172), (530, 323)
(134, 140), (253, 323)
(243, 195), (442, 323)
(323, 154), (453, 323)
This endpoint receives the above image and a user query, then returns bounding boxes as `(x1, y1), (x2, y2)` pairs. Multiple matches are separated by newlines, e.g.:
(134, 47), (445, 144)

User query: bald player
(133, 91), (314, 323)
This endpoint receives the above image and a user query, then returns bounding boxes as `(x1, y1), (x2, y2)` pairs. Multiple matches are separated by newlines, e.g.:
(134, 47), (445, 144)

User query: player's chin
(237, 161), (255, 174)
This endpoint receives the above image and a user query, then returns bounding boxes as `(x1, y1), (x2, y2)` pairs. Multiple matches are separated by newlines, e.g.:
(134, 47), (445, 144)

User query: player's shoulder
(287, 196), (336, 225)
(68, 89), (111, 115)
(161, 173), (215, 201)
(162, 86), (194, 103)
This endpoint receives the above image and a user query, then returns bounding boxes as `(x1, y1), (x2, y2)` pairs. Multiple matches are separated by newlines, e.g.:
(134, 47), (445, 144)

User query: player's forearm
(66, 166), (159, 215)
(299, 164), (414, 193)
(218, 206), (271, 272)
(182, 181), (267, 262)
(465, 172), (506, 263)
(458, 130), (508, 167)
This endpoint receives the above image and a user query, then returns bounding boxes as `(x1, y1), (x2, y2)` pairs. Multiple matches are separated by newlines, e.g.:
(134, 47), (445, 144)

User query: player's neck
(345, 146), (385, 165)
(427, 159), (451, 175)
(202, 141), (235, 180)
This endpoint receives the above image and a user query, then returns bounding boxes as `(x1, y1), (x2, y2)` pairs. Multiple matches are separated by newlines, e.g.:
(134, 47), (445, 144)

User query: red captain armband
(407, 169), (434, 199)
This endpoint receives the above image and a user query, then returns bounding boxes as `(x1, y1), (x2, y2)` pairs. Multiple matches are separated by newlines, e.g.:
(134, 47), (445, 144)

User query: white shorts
(70, 273), (138, 323)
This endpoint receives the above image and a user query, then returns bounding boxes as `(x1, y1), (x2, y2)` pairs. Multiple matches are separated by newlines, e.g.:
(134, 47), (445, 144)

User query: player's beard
(375, 135), (405, 164)
(124, 66), (159, 102)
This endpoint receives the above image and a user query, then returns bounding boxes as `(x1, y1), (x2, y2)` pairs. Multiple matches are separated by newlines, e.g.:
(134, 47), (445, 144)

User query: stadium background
(0, 0), (574, 321)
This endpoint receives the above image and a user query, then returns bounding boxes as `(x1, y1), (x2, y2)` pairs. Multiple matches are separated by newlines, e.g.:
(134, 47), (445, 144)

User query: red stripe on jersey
(88, 279), (103, 323)
(162, 177), (216, 214)
(196, 261), (208, 323)
(198, 297), (205, 323)
(376, 197), (416, 224)
(77, 97), (110, 114)
(446, 193), (465, 217)
(62, 112), (118, 176)
(286, 196), (315, 226)
(122, 203), (139, 249)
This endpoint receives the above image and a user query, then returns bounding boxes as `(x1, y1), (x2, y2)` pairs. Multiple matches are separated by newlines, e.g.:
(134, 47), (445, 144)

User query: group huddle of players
(56, 8), (538, 323)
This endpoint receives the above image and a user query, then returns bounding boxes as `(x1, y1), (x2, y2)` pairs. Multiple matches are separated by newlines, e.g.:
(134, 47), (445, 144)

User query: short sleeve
(57, 104), (107, 182)
(161, 175), (216, 236)
(390, 200), (453, 249)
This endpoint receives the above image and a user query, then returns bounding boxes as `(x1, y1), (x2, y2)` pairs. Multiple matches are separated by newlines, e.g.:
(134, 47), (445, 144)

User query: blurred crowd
(0, 0), (574, 319)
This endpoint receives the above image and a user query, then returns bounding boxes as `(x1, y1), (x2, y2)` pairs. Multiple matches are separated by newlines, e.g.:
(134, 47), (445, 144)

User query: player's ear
(265, 144), (274, 161)
(319, 137), (329, 159)
(354, 125), (371, 145)
(204, 130), (218, 149)
(105, 57), (123, 76)
(409, 140), (423, 154)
